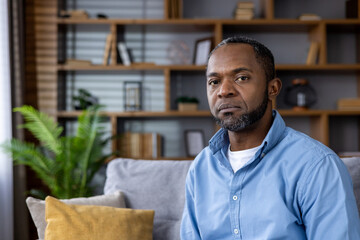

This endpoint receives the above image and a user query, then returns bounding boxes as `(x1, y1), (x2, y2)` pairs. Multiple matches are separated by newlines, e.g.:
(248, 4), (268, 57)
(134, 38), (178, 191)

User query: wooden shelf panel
(57, 18), (219, 25)
(56, 110), (360, 118)
(276, 64), (360, 71)
(57, 18), (360, 26)
(326, 110), (360, 116)
(56, 110), (213, 118)
(279, 110), (360, 116)
(58, 63), (164, 71)
(279, 110), (325, 116)
(167, 65), (207, 71)
(58, 64), (360, 72)
(57, 64), (207, 71)
(324, 19), (360, 25)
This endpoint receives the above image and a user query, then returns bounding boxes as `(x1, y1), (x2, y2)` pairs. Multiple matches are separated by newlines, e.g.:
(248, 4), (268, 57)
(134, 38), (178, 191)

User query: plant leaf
(14, 106), (63, 155)
(1, 139), (58, 193)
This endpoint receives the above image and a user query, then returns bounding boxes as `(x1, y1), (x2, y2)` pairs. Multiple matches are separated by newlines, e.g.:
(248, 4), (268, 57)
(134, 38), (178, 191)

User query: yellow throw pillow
(45, 196), (154, 240)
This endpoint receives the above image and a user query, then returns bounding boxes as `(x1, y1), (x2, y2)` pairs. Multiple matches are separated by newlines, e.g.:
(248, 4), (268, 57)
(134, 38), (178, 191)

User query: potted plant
(1, 105), (112, 199)
(72, 88), (99, 110)
(176, 96), (199, 111)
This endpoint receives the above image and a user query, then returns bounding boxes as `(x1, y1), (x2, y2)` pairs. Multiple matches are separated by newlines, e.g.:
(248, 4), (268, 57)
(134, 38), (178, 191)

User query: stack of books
(119, 132), (162, 159)
(337, 98), (360, 110)
(298, 13), (321, 21)
(234, 1), (255, 20)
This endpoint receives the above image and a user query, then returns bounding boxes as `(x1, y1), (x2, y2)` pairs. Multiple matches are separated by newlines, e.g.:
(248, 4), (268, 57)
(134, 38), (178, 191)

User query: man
(180, 36), (360, 239)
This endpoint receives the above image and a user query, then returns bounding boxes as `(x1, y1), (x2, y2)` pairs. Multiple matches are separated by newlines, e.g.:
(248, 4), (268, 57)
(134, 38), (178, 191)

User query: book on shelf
(237, 1), (254, 9)
(65, 59), (92, 66)
(235, 12), (254, 20)
(298, 13), (321, 21)
(119, 132), (162, 159)
(234, 1), (254, 20)
(306, 41), (320, 65)
(168, 0), (182, 18)
(235, 8), (254, 14)
(337, 98), (360, 110)
(117, 42), (132, 66)
(103, 33), (113, 65)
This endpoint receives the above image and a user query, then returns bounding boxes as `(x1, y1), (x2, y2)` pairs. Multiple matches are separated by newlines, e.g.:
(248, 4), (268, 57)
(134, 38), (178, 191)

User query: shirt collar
(209, 110), (286, 155)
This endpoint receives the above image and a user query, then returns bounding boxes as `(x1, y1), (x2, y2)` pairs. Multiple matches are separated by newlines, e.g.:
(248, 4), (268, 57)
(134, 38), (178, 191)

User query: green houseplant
(72, 88), (99, 110)
(1, 105), (112, 199)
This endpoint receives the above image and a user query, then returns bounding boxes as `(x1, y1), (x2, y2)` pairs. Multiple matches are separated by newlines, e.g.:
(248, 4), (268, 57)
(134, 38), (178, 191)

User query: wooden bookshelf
(28, 0), (360, 158)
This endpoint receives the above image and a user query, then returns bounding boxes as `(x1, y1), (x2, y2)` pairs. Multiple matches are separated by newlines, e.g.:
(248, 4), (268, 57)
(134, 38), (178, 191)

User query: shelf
(280, 110), (360, 116)
(56, 110), (213, 118)
(56, 110), (360, 118)
(276, 64), (360, 71)
(57, 64), (207, 71)
(57, 18), (219, 25)
(58, 63), (164, 71)
(58, 64), (360, 72)
(57, 18), (360, 26)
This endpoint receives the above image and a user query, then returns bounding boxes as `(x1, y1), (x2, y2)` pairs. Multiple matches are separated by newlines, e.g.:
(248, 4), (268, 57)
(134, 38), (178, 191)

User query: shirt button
(261, 152), (265, 158)
(232, 195), (238, 200)
(234, 229), (239, 234)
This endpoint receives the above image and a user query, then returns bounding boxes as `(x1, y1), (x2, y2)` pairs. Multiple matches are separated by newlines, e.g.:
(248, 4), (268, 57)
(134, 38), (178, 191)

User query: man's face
(206, 43), (269, 132)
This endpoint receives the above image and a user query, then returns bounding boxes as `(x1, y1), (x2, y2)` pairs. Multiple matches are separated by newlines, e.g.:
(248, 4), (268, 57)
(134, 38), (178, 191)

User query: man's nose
(217, 79), (235, 98)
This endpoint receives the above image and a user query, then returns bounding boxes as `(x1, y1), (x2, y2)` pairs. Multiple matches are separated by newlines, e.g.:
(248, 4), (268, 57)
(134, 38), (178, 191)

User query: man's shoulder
(191, 146), (213, 168)
(270, 126), (342, 178)
(282, 126), (335, 158)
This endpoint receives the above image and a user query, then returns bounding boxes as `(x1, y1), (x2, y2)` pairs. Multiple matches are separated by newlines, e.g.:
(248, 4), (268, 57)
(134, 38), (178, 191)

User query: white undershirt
(227, 144), (261, 173)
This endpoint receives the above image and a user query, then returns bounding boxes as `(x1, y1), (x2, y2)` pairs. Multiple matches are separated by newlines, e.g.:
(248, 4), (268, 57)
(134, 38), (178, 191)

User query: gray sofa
(104, 157), (360, 240)
(104, 158), (193, 240)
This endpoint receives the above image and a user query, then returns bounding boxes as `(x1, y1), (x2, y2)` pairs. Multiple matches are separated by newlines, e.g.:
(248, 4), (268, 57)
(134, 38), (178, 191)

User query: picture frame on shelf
(193, 37), (213, 65)
(184, 130), (205, 157)
(124, 81), (142, 111)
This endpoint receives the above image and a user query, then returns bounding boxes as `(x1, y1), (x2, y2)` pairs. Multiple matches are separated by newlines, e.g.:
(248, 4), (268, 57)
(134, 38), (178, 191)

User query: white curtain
(0, 0), (14, 239)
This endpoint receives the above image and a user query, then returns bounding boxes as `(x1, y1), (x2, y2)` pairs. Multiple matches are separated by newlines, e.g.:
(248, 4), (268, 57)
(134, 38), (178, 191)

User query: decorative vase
(284, 78), (317, 111)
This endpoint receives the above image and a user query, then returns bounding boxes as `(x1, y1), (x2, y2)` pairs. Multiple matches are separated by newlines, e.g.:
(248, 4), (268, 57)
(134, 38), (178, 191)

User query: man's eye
(209, 80), (219, 85)
(236, 76), (249, 81)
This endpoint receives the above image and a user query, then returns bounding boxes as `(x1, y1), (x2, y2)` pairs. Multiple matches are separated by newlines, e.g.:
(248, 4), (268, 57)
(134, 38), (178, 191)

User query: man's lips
(217, 104), (241, 112)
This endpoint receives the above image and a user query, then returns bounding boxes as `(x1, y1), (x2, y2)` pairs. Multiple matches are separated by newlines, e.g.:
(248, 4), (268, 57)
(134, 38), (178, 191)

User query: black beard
(214, 91), (269, 132)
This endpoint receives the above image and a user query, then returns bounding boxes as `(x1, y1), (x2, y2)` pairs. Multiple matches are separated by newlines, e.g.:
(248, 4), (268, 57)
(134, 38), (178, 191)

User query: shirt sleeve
(300, 154), (360, 239)
(180, 167), (202, 240)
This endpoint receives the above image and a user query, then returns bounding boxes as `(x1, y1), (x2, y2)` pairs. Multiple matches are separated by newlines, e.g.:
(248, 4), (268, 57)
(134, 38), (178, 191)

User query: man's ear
(268, 78), (282, 101)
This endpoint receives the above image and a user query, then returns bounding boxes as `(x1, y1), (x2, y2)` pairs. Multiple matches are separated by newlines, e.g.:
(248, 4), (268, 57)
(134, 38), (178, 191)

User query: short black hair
(208, 36), (276, 82)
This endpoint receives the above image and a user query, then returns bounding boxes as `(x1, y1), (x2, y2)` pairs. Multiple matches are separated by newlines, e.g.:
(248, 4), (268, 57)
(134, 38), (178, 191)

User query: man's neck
(228, 108), (273, 151)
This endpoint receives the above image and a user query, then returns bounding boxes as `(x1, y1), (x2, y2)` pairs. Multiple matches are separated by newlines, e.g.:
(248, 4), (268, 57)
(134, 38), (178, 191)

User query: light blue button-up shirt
(181, 110), (360, 239)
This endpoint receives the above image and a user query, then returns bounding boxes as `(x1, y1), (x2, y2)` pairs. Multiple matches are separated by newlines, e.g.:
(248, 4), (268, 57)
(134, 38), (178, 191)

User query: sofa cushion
(26, 191), (126, 240)
(104, 158), (193, 240)
(341, 157), (360, 214)
(45, 196), (154, 240)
